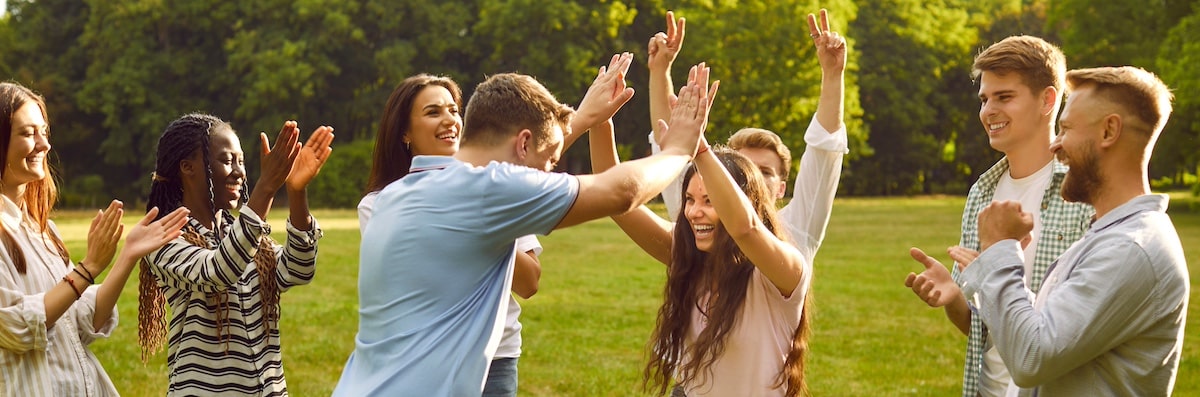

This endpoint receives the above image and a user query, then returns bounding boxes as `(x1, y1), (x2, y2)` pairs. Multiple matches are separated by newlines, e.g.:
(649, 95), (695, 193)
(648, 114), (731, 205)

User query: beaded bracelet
(62, 275), (82, 299)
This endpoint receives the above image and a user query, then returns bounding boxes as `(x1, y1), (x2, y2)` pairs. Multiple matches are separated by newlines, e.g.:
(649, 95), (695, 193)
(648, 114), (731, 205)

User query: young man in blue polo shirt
(333, 57), (718, 396)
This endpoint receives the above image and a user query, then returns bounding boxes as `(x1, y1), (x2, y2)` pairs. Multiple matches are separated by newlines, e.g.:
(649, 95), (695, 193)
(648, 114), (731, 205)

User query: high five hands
(807, 9), (847, 73)
(657, 63), (719, 156)
(574, 52), (636, 132)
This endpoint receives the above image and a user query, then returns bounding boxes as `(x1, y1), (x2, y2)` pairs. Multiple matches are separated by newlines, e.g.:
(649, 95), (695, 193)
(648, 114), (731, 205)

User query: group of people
(0, 7), (1188, 397)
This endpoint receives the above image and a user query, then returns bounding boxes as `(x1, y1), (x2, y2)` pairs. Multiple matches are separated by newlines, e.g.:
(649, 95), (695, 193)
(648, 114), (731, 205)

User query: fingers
(806, 13), (820, 37)
(707, 80), (721, 110)
(665, 11), (676, 40)
(904, 272), (917, 288)
(673, 15), (686, 46)
(139, 207), (161, 226)
(260, 132), (271, 157)
(820, 9), (830, 32)
(909, 247), (941, 270)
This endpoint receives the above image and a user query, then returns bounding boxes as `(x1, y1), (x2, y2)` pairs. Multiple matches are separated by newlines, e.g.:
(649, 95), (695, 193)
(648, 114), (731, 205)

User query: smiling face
(406, 85), (462, 156)
(978, 71), (1052, 154)
(1052, 86), (1106, 204)
(205, 127), (246, 210)
(2, 101), (51, 199)
(684, 174), (719, 252)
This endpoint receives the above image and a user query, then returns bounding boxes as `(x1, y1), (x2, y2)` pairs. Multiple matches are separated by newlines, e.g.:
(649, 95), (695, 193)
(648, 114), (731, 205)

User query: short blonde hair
(727, 128), (792, 180)
(972, 35), (1066, 95)
(1066, 67), (1173, 137)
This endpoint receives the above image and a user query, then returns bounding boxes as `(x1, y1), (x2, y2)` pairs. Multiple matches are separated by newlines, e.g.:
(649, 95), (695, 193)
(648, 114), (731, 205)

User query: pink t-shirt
(681, 267), (811, 397)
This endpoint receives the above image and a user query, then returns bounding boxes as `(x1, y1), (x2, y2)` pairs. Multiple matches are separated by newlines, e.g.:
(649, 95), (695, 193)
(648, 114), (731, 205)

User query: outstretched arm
(590, 118), (674, 264)
(695, 146), (805, 297)
(778, 9), (849, 262)
(92, 207), (188, 331)
(556, 64), (716, 230)
(568, 53), (635, 149)
(648, 11), (685, 136)
(810, 9), (845, 133)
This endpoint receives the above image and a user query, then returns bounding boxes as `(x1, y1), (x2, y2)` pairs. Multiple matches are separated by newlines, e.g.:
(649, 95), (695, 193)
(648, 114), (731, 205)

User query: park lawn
(59, 196), (1199, 396)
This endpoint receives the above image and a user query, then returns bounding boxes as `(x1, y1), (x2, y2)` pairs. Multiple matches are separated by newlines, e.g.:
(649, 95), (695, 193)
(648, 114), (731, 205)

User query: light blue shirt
(333, 156), (578, 397)
(962, 194), (1189, 396)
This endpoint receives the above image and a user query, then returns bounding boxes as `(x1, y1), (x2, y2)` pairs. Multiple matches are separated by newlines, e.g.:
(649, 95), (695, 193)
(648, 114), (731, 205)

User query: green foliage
(304, 137), (374, 208)
(2, 0), (1199, 202)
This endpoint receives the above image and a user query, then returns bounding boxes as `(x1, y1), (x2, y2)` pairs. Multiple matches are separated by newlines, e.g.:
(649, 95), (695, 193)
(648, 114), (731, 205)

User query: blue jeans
(482, 357), (519, 397)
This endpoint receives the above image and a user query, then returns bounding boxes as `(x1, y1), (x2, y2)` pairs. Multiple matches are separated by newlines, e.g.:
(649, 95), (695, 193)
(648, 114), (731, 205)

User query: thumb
(909, 247), (939, 270)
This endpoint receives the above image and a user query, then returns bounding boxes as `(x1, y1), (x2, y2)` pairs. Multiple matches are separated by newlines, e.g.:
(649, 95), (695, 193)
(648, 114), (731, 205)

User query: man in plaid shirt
(903, 36), (1093, 396)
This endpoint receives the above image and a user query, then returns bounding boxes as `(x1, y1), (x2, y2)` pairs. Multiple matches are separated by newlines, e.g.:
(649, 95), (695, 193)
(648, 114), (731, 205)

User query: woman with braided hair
(0, 81), (189, 396)
(137, 113), (333, 396)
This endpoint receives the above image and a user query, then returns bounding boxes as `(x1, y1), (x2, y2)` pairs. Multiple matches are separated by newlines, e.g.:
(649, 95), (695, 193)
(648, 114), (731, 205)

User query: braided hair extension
(138, 113), (281, 361)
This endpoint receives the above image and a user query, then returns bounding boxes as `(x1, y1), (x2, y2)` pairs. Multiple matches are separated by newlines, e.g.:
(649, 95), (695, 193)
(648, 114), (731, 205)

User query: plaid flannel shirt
(950, 158), (1093, 397)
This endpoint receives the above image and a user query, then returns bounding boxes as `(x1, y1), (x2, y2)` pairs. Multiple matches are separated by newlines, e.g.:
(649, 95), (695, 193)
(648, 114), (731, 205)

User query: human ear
(1041, 86), (1059, 116)
(1099, 114), (1122, 148)
(516, 129), (533, 159)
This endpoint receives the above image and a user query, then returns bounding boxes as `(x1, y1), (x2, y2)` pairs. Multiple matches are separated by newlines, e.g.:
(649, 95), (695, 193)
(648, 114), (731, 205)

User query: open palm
(285, 126), (335, 191)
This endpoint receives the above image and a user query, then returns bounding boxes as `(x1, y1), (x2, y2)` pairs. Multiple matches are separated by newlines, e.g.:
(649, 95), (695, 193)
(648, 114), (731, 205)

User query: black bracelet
(75, 262), (96, 283)
(72, 267), (95, 284)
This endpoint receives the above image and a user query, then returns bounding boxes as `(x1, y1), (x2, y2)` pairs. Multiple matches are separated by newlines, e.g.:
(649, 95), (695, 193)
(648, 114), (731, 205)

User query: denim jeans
(482, 357), (519, 397)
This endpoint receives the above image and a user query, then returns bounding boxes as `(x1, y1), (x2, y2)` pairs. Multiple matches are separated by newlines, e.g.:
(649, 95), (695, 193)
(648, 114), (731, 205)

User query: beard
(1060, 145), (1103, 204)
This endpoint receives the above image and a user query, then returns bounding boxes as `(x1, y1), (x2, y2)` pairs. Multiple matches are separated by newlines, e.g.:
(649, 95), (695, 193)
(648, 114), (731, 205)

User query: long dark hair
(0, 82), (69, 274)
(137, 113), (277, 361)
(644, 148), (812, 397)
(364, 74), (461, 194)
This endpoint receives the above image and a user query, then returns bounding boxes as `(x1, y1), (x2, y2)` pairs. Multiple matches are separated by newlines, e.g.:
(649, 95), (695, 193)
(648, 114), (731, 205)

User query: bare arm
(695, 150), (805, 296)
(590, 117), (675, 264)
(648, 11), (685, 136)
(45, 201), (122, 328)
(556, 64), (715, 230)
(92, 207), (188, 331)
(568, 53), (635, 148)
(512, 250), (541, 299)
(246, 121), (301, 220)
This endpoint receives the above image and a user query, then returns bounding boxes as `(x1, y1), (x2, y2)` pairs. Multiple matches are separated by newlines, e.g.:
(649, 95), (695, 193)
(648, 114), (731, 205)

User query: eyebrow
(979, 89), (1016, 99)
(423, 103), (455, 111)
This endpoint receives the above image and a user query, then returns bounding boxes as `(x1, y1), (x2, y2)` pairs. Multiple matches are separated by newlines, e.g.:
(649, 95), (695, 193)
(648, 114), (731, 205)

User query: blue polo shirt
(333, 156), (579, 397)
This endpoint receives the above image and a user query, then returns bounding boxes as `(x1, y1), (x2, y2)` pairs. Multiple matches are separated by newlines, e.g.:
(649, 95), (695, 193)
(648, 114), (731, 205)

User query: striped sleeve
(148, 208), (267, 292)
(273, 218), (322, 292)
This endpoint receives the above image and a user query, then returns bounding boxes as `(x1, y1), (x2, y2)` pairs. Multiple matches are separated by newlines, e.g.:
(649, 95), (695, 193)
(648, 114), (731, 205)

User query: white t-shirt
(979, 160), (1054, 397)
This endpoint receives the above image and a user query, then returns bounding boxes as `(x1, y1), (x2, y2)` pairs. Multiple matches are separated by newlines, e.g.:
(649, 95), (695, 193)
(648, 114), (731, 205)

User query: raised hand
(807, 9), (846, 73)
(656, 63), (719, 155)
(947, 245), (980, 271)
(647, 11), (686, 73)
(905, 247), (963, 307)
(574, 52), (636, 132)
(119, 207), (190, 261)
(285, 125), (335, 192)
(82, 200), (125, 277)
(977, 200), (1034, 254)
(257, 120), (302, 193)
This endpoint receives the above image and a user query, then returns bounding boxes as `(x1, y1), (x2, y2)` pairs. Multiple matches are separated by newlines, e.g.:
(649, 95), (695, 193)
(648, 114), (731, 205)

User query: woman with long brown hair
(593, 48), (841, 396)
(0, 81), (188, 396)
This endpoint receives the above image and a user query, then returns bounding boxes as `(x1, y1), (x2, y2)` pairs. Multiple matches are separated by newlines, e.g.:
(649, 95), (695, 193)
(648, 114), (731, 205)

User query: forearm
(246, 181), (277, 222)
(92, 255), (136, 331)
(648, 67), (674, 135)
(945, 295), (971, 335)
(617, 149), (692, 206)
(287, 188), (313, 230)
(695, 149), (757, 236)
(589, 120), (619, 173)
(43, 277), (84, 328)
(815, 68), (845, 133)
(511, 251), (540, 299)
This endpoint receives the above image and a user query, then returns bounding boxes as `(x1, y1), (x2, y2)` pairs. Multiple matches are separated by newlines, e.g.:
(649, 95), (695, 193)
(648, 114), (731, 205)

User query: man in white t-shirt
(903, 35), (1093, 397)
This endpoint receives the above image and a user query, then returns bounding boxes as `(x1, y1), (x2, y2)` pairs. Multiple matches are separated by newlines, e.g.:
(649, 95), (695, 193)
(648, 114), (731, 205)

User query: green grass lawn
(62, 196), (1199, 396)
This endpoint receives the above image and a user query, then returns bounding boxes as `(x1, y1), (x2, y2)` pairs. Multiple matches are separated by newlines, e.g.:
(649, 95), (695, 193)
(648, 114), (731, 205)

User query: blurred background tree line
(1, 0), (1197, 208)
